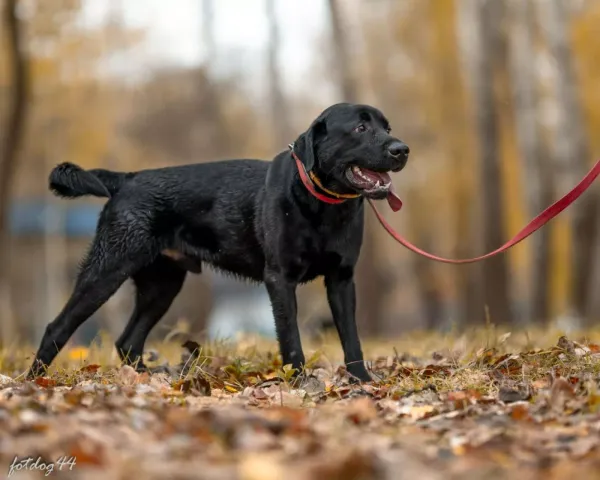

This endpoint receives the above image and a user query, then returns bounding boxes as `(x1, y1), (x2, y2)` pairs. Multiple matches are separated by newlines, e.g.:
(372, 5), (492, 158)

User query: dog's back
(48, 158), (270, 201)
(49, 158), (273, 281)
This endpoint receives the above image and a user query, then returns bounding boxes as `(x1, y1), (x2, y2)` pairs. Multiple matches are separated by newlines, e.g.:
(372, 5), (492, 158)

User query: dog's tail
(49, 162), (134, 199)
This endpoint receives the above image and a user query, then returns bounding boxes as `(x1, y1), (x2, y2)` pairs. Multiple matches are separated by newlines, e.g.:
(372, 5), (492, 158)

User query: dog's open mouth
(345, 166), (403, 212)
(345, 166), (392, 194)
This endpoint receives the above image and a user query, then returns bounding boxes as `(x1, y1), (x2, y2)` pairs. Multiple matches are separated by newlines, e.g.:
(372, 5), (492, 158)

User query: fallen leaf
(162, 389), (185, 398)
(68, 439), (105, 466)
(34, 377), (56, 388)
(494, 357), (522, 376)
(510, 403), (532, 421)
(300, 375), (326, 394)
(498, 385), (530, 403)
(190, 374), (211, 396)
(475, 347), (498, 365)
(557, 336), (576, 354)
(63, 388), (85, 406)
(569, 435), (600, 458)
(239, 453), (285, 480)
(345, 397), (377, 424)
(550, 376), (576, 412)
(401, 404), (437, 420)
(447, 390), (481, 409)
(137, 371), (150, 384)
(421, 365), (451, 377)
(588, 392), (600, 412)
(308, 451), (377, 480)
(251, 388), (269, 400)
(532, 378), (551, 390)
(172, 379), (191, 393)
(588, 343), (600, 353)
(392, 366), (415, 378)
(117, 365), (139, 386)
(79, 364), (101, 373)
(278, 391), (304, 408)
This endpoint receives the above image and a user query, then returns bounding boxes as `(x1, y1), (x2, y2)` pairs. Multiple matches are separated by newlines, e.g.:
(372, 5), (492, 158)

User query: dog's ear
(295, 120), (326, 172)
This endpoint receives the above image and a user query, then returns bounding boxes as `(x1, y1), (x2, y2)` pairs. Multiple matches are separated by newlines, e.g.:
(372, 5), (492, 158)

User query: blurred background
(1, 0), (600, 350)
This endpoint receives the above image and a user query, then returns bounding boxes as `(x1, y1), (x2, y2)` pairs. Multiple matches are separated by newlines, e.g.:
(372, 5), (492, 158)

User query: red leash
(292, 146), (600, 264)
(368, 160), (600, 264)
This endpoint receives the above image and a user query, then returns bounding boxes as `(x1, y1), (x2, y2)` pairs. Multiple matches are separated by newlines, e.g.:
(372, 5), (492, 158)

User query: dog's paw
(347, 364), (373, 384)
(26, 360), (48, 380)
(132, 362), (149, 373)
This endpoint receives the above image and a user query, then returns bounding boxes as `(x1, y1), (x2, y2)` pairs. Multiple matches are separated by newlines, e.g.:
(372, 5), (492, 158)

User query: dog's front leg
(264, 269), (305, 373)
(325, 269), (372, 382)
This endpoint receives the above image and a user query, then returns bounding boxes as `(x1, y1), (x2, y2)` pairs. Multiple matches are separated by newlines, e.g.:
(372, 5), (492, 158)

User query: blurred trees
(0, 0), (28, 343)
(199, 0), (229, 158)
(1, 0), (599, 344)
(507, 0), (553, 323)
(465, 0), (514, 325)
(265, 0), (291, 148)
(537, 0), (600, 325)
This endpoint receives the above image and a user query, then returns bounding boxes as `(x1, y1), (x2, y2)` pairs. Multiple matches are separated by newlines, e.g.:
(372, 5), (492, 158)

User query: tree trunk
(265, 0), (291, 148)
(406, 206), (443, 330)
(327, 0), (384, 337)
(201, 0), (229, 158)
(427, 0), (477, 328)
(0, 0), (29, 344)
(536, 0), (599, 325)
(472, 0), (514, 325)
(507, 0), (553, 324)
(327, 0), (359, 103)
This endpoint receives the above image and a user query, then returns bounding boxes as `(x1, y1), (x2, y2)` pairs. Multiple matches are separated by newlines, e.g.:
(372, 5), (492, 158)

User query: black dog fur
(27, 103), (409, 382)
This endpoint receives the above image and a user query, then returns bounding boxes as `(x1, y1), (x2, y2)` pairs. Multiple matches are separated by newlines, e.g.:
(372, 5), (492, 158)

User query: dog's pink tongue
(387, 184), (403, 212)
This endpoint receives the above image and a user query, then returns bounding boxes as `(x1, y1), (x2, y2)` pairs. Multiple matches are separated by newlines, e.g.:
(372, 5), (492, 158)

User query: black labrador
(27, 103), (409, 382)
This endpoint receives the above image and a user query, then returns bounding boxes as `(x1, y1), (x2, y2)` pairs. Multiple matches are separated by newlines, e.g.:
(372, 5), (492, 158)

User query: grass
(3, 324), (600, 391)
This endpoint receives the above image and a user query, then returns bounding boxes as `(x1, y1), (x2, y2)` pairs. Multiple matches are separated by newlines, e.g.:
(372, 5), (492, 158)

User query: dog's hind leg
(27, 233), (156, 378)
(115, 256), (186, 370)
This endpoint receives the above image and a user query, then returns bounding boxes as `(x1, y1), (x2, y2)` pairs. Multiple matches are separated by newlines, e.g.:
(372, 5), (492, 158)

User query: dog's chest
(285, 222), (358, 283)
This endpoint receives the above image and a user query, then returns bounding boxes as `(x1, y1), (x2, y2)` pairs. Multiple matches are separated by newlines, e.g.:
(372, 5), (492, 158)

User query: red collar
(289, 143), (358, 205)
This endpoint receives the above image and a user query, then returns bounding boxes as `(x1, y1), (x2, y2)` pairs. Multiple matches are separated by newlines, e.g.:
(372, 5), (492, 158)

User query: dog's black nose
(388, 142), (410, 158)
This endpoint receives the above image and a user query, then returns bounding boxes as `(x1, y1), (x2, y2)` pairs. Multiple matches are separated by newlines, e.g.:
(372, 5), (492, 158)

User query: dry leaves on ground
(1, 334), (600, 479)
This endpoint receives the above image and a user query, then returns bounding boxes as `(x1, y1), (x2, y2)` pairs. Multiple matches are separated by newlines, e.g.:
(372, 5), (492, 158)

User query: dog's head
(293, 103), (409, 200)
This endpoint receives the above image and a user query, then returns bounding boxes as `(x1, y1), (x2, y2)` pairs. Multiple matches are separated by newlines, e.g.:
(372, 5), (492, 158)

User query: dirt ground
(1, 329), (600, 479)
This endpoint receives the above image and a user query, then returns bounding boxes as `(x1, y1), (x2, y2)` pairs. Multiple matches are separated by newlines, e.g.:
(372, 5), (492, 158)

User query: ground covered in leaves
(1, 329), (600, 479)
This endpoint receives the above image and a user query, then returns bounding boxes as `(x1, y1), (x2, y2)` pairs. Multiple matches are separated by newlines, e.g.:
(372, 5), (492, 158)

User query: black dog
(27, 103), (409, 382)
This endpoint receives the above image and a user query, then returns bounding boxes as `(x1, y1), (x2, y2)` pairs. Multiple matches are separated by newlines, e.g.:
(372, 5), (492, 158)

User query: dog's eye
(385, 127), (392, 134)
(354, 124), (367, 133)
